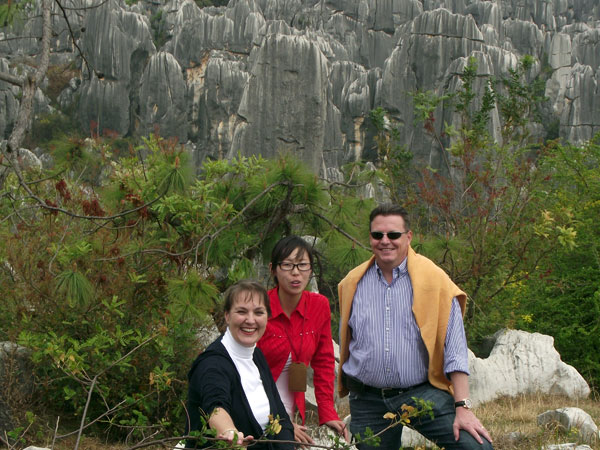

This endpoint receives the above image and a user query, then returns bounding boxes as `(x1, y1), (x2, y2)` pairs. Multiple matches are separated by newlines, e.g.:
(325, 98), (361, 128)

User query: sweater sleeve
(188, 356), (236, 421)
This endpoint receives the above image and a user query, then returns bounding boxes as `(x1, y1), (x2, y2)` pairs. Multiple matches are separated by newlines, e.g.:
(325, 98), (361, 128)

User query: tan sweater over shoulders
(337, 247), (467, 397)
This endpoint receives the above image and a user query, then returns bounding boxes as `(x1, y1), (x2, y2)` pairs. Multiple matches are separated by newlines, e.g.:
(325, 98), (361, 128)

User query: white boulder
(469, 329), (590, 405)
(538, 407), (598, 445)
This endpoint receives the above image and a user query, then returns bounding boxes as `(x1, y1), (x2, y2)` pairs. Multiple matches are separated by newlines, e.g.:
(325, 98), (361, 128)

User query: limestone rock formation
(2, 0), (600, 176)
(78, 0), (156, 135)
(139, 51), (188, 141)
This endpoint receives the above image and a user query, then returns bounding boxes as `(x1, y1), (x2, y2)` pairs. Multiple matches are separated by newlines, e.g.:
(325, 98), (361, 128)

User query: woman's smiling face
(224, 291), (268, 347)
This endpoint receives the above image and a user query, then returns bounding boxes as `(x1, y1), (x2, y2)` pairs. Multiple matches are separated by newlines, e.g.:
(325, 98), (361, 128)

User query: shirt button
(385, 348), (389, 352)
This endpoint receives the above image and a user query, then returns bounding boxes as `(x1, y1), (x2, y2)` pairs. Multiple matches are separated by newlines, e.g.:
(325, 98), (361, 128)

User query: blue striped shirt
(342, 258), (469, 388)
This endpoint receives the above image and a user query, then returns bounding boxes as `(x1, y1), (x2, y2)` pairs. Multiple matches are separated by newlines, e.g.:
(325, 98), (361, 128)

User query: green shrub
(0, 135), (369, 443)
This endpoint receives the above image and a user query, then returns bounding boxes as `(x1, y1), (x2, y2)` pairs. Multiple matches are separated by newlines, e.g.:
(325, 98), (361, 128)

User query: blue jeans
(349, 383), (493, 450)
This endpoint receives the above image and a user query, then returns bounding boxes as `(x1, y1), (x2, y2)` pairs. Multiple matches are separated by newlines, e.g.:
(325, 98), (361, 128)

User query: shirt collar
(222, 327), (255, 359)
(269, 288), (307, 318)
(374, 257), (408, 281)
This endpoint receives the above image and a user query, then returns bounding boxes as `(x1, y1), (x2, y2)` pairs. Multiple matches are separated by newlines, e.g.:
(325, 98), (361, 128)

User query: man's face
(369, 214), (412, 269)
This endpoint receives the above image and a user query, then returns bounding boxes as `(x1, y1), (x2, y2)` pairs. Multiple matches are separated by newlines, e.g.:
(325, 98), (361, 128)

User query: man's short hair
(369, 203), (410, 231)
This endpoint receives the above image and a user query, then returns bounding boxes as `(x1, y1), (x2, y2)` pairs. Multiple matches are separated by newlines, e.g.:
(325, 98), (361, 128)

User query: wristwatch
(454, 398), (472, 409)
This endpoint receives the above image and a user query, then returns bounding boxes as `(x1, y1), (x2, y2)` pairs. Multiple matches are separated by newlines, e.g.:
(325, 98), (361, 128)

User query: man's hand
(453, 407), (492, 444)
(293, 423), (315, 447)
(324, 420), (350, 442)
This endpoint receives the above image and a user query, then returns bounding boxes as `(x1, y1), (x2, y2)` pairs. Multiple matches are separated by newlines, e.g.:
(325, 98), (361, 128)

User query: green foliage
(150, 10), (169, 49)
(28, 111), (82, 147)
(505, 136), (600, 388)
(495, 54), (547, 143)
(369, 107), (414, 204)
(194, 0), (230, 7)
(372, 56), (600, 389)
(55, 269), (94, 307)
(0, 0), (27, 27)
(167, 271), (219, 320)
(0, 134), (370, 443)
(45, 62), (79, 102)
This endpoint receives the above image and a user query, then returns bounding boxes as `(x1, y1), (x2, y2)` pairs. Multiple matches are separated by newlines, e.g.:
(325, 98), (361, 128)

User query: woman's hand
(210, 407), (254, 446)
(218, 428), (253, 446)
(325, 420), (350, 442)
(293, 423), (315, 447)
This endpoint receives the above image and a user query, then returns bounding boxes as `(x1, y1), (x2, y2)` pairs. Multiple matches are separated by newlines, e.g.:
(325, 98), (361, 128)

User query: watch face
(455, 399), (472, 409)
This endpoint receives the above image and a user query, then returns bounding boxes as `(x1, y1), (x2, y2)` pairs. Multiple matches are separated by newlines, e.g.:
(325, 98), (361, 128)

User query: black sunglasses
(370, 231), (409, 240)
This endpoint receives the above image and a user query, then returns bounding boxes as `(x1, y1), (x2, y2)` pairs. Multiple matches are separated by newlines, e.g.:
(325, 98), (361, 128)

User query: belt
(344, 373), (428, 399)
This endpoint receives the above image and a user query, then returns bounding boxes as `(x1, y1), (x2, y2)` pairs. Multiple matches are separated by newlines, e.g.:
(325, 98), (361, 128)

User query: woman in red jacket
(257, 236), (349, 445)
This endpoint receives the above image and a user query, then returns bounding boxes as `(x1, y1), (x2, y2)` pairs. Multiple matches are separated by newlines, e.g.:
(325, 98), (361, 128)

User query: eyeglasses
(278, 262), (312, 272)
(370, 231), (409, 240)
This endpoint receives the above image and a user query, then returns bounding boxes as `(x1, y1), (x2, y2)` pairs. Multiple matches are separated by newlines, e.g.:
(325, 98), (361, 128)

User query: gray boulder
(469, 329), (590, 406)
(15, 148), (43, 172)
(0, 343), (34, 438)
(538, 408), (599, 446)
(543, 445), (593, 450)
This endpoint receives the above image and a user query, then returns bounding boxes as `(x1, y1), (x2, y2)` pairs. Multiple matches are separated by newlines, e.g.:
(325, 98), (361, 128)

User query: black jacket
(185, 335), (294, 450)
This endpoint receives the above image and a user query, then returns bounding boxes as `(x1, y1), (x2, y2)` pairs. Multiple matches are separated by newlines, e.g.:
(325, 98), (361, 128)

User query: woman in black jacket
(185, 280), (294, 450)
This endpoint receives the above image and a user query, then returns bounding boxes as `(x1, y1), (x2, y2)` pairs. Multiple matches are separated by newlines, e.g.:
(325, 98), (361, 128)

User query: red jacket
(257, 288), (340, 425)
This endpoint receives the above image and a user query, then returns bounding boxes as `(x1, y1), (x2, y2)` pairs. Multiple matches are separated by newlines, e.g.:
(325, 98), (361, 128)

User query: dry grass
(475, 392), (600, 449)
(23, 393), (600, 450)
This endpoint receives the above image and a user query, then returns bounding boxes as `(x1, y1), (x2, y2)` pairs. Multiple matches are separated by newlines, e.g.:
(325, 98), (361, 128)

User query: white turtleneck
(222, 328), (270, 430)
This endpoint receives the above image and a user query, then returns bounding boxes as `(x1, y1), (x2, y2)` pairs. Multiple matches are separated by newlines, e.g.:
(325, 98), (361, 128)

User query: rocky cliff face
(2, 0), (599, 176)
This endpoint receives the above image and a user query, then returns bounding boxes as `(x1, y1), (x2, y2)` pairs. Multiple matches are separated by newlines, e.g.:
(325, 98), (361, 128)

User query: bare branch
(0, 70), (25, 87)
(51, 416), (60, 449)
(57, 0), (111, 11)
(4, 151), (166, 220)
(54, 0), (98, 79)
(56, 392), (156, 439)
(74, 334), (157, 450)
(6, 0), (52, 153)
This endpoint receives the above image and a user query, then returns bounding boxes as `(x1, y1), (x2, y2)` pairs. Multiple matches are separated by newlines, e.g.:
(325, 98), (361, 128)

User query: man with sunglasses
(337, 204), (493, 450)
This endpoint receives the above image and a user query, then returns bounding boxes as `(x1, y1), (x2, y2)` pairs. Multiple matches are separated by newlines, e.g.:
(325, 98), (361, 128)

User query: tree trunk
(0, 0), (52, 186)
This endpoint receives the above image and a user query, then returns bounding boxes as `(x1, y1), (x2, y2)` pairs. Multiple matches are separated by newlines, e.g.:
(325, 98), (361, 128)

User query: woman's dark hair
(270, 235), (315, 285)
(223, 280), (271, 317)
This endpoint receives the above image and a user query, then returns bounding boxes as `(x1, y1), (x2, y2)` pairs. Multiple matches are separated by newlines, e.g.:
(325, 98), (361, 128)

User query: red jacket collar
(268, 287), (308, 318)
